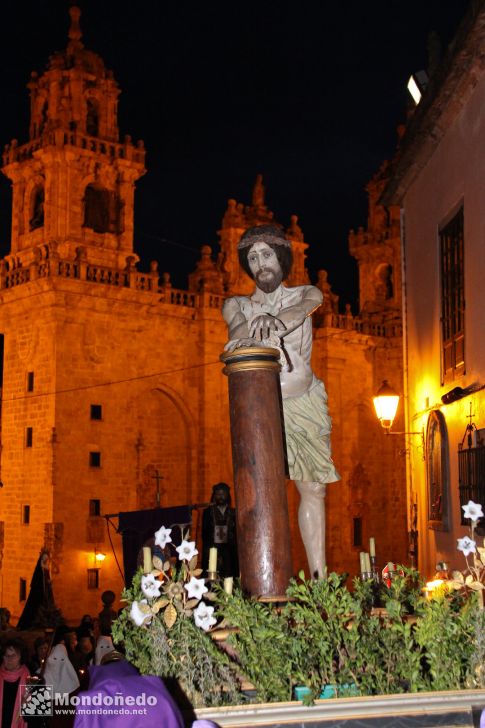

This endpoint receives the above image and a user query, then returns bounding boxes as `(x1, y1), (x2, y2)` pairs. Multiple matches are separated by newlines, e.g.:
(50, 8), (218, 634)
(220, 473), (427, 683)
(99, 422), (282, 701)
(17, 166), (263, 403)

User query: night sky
(0, 1), (470, 309)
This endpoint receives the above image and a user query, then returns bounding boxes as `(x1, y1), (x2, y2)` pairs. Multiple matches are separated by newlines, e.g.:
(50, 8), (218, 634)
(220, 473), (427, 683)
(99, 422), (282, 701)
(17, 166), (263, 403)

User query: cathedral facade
(0, 8), (407, 621)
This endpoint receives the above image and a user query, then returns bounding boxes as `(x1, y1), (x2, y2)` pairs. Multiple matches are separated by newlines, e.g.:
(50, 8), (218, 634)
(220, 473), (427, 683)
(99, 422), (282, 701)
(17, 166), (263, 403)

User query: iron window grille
(458, 423), (485, 527)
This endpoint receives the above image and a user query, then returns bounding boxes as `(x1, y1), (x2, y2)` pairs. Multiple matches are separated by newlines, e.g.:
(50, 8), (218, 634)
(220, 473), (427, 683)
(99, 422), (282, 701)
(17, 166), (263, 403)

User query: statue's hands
(223, 314), (286, 352)
(248, 314), (286, 341)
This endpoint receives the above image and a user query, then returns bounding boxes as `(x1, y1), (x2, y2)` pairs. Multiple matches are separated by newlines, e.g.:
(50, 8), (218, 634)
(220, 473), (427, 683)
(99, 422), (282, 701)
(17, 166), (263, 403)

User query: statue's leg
(294, 480), (327, 579)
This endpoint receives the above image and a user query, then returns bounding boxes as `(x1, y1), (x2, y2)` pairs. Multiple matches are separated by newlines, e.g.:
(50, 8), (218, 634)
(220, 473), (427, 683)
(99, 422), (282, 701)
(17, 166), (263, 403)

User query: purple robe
(73, 660), (183, 728)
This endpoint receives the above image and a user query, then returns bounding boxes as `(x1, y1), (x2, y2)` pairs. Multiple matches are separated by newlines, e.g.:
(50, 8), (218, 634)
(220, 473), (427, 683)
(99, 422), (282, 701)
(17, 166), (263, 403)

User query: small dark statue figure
(202, 483), (239, 578)
(17, 550), (61, 630)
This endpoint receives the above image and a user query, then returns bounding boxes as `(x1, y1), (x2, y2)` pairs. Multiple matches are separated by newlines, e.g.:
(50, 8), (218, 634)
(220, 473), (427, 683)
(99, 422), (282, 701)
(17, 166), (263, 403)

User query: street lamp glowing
(373, 380), (400, 431)
(407, 70), (429, 105)
(407, 75), (422, 104)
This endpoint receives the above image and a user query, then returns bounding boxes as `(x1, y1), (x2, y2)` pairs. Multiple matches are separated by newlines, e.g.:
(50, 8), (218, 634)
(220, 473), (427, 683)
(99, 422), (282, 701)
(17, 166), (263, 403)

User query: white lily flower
(457, 536), (476, 557)
(130, 599), (152, 626)
(193, 602), (217, 631)
(184, 576), (208, 600)
(461, 500), (484, 522)
(154, 525), (172, 549)
(176, 539), (198, 562)
(141, 574), (162, 599)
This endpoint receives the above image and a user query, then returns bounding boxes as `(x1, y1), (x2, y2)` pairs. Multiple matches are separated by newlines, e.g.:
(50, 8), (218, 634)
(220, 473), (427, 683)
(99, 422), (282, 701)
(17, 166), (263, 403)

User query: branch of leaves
(447, 568), (485, 594)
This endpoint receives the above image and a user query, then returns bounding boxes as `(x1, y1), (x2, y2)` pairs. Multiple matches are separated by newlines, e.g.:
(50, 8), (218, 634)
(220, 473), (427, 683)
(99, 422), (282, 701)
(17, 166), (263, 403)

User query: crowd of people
(0, 604), (217, 728)
(0, 483), (243, 728)
(0, 609), (115, 727)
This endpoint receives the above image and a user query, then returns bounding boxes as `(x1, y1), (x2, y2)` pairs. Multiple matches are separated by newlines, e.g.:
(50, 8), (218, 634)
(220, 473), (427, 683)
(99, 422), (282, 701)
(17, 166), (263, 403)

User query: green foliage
(221, 587), (293, 703)
(470, 606), (485, 688)
(112, 601), (155, 676)
(283, 572), (358, 699)
(111, 567), (242, 708)
(113, 563), (484, 708)
(414, 590), (477, 690)
(216, 567), (483, 703)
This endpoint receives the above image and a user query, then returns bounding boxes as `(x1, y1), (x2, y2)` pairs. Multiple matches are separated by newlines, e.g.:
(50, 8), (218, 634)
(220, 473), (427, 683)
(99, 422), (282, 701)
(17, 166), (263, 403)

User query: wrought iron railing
(459, 444), (485, 524)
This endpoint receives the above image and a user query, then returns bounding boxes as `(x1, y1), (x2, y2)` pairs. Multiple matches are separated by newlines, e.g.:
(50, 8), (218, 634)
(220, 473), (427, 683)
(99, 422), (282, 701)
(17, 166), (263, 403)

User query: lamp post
(373, 380), (425, 451)
(94, 548), (106, 564)
(407, 70), (429, 105)
(373, 380), (400, 431)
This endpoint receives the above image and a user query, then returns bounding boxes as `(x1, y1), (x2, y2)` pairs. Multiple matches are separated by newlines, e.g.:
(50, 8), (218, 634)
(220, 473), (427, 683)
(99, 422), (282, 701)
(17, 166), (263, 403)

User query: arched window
(426, 410), (450, 531)
(39, 101), (48, 136)
(86, 99), (99, 137)
(83, 184), (122, 234)
(375, 264), (394, 302)
(29, 186), (45, 230)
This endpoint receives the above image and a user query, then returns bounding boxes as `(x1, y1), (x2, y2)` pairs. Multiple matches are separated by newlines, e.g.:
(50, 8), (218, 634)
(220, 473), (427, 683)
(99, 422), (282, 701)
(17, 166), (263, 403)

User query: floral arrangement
(111, 526), (241, 707)
(128, 525), (218, 632)
(448, 500), (485, 603)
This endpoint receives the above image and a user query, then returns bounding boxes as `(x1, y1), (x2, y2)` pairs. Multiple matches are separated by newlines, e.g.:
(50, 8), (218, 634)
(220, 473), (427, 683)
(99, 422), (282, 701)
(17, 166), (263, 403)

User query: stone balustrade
(2, 129), (145, 166)
(0, 255), (221, 312)
(0, 255), (399, 335)
(322, 311), (402, 338)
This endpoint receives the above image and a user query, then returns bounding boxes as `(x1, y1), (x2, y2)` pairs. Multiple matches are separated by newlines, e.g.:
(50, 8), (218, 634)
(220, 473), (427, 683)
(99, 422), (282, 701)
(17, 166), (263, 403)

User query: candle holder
(370, 555), (377, 573)
(206, 570), (218, 582)
(360, 571), (381, 607)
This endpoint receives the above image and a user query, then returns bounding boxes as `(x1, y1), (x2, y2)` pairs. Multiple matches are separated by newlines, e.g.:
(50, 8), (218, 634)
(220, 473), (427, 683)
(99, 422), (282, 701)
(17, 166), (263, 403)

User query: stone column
(220, 346), (293, 598)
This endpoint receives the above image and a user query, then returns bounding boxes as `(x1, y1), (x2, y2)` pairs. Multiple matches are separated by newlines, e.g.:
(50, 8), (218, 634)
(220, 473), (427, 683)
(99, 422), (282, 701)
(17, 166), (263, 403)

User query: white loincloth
(282, 377), (340, 484)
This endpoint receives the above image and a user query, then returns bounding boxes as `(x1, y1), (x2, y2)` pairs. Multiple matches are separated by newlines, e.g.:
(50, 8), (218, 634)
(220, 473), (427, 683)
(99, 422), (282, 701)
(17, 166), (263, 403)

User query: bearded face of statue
(247, 241), (284, 293)
(213, 488), (229, 506)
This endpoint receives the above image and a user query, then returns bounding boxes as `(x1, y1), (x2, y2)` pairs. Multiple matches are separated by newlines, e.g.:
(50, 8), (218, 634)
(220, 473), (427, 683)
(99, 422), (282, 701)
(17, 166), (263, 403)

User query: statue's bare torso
(223, 284), (319, 399)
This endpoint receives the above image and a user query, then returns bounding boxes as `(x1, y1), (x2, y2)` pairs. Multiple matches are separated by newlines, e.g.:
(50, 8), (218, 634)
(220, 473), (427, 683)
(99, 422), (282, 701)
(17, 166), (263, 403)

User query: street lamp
(407, 70), (429, 105)
(373, 380), (400, 431)
(373, 380), (425, 451)
(94, 548), (106, 563)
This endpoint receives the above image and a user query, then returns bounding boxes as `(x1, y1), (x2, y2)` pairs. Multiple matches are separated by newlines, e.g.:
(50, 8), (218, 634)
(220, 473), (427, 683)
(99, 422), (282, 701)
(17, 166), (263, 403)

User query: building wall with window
(382, 2), (485, 577)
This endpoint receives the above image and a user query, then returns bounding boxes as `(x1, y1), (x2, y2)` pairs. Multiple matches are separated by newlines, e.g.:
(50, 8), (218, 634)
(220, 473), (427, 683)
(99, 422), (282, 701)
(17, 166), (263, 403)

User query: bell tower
(349, 161), (402, 321)
(1, 6), (145, 270)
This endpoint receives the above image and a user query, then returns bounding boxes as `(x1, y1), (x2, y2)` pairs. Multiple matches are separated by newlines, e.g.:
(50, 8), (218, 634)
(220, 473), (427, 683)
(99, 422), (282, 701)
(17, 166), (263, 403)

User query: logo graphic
(20, 683), (54, 717)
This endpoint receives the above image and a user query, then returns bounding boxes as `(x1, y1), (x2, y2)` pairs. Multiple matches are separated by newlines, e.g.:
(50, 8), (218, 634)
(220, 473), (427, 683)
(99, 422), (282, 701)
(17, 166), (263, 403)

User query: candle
(369, 537), (375, 558)
(364, 552), (371, 574)
(143, 547), (152, 574)
(359, 552), (366, 574)
(208, 547), (218, 573)
(224, 577), (233, 595)
(387, 561), (395, 572)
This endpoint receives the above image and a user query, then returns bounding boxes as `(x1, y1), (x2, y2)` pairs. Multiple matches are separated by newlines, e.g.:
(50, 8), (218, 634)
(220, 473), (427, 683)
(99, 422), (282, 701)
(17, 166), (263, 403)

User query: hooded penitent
(43, 644), (80, 695)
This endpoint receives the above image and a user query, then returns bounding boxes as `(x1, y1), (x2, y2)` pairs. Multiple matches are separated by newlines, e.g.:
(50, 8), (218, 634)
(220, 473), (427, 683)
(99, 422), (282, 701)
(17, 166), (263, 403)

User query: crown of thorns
(237, 224), (291, 250)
